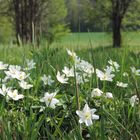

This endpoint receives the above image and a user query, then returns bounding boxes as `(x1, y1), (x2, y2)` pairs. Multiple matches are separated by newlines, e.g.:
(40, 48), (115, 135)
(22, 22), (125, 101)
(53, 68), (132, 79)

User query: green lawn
(52, 32), (140, 51)
(55, 32), (111, 48)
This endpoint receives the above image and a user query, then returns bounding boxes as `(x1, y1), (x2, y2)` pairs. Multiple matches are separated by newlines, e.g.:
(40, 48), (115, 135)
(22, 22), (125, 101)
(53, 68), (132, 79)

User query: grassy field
(0, 32), (139, 64)
(0, 32), (140, 140)
(52, 32), (140, 50)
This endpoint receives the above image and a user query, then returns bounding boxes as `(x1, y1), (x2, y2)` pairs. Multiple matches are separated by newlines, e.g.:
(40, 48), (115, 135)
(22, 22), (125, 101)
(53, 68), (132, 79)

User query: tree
(86, 0), (139, 47)
(123, 0), (140, 31)
(43, 0), (68, 44)
(111, 0), (135, 47)
(6, 0), (67, 45)
(10, 0), (49, 44)
(80, 0), (111, 32)
(66, 0), (79, 32)
(0, 0), (14, 44)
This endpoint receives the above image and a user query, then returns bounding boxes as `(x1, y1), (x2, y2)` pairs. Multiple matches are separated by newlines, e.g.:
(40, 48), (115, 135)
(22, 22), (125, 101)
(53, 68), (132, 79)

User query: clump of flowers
(0, 49), (139, 140)
(91, 88), (103, 97)
(96, 68), (115, 81)
(7, 89), (24, 101)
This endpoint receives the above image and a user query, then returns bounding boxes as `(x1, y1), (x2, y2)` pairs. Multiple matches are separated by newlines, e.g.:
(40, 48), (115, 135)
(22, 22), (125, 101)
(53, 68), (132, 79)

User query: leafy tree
(4, 0), (67, 45)
(66, 0), (79, 32)
(0, 0), (14, 44)
(85, 0), (139, 47)
(43, 0), (69, 44)
(123, 0), (140, 31)
(111, 0), (136, 47)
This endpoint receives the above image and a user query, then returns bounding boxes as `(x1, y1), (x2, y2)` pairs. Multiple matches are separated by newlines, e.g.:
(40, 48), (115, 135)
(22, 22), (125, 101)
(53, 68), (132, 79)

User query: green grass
(0, 32), (140, 140)
(53, 32), (111, 48)
(0, 32), (139, 64)
(51, 32), (140, 51)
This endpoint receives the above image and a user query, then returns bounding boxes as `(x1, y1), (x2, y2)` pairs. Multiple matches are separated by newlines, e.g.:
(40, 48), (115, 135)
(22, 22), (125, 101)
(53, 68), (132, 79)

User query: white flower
(66, 49), (81, 64)
(116, 81), (128, 88)
(123, 72), (129, 77)
(7, 89), (24, 101)
(75, 73), (84, 84)
(2, 76), (10, 83)
(66, 49), (77, 59)
(40, 92), (59, 108)
(130, 66), (140, 76)
(5, 65), (21, 78)
(75, 73), (89, 84)
(0, 84), (9, 96)
(0, 61), (8, 70)
(41, 74), (54, 86)
(25, 59), (36, 70)
(104, 65), (114, 73)
(76, 103), (99, 126)
(56, 71), (68, 84)
(108, 59), (120, 71)
(91, 88), (103, 97)
(96, 69), (115, 82)
(15, 71), (30, 81)
(5, 65), (29, 81)
(19, 81), (33, 89)
(130, 95), (139, 107)
(9, 65), (21, 71)
(105, 92), (113, 99)
(62, 67), (74, 77)
(76, 60), (94, 75)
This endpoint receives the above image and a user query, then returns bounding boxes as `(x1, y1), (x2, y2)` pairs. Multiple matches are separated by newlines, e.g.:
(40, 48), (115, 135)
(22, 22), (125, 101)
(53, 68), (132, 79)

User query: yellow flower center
(13, 91), (17, 98)
(103, 74), (108, 80)
(85, 112), (91, 119)
(48, 98), (52, 102)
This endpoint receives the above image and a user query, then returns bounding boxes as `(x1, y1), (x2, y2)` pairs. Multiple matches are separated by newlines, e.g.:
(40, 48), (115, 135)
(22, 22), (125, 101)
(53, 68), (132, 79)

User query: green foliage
(46, 24), (70, 44)
(0, 0), (14, 44)
(40, 0), (68, 44)
(47, 0), (67, 23)
(81, 0), (140, 31)
(123, 0), (140, 30)
(66, 0), (80, 31)
(0, 16), (14, 44)
(81, 0), (111, 31)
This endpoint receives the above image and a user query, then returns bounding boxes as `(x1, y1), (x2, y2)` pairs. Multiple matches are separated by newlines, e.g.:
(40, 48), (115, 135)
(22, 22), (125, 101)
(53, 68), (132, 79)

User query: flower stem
(74, 65), (80, 110)
(100, 81), (106, 140)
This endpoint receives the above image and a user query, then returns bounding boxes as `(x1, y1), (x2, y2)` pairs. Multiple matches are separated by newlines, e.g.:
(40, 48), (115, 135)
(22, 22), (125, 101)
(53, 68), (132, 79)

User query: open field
(52, 32), (140, 51)
(0, 32), (140, 139)
(0, 32), (140, 63)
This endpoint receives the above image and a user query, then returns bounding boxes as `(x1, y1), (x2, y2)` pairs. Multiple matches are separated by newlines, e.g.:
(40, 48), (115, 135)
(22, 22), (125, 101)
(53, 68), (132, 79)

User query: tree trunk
(12, 0), (45, 45)
(13, 0), (20, 45)
(112, 15), (122, 48)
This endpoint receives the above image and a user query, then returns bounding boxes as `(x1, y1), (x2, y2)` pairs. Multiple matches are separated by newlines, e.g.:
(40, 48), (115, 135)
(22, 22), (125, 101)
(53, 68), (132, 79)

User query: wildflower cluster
(0, 50), (140, 139)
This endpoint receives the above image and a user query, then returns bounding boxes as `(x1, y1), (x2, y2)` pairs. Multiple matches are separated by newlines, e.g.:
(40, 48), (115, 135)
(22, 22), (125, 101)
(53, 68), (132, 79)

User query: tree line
(0, 0), (140, 47)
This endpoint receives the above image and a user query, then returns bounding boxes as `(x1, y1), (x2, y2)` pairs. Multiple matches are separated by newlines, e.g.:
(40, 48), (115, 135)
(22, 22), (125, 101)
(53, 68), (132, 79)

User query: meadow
(0, 32), (140, 140)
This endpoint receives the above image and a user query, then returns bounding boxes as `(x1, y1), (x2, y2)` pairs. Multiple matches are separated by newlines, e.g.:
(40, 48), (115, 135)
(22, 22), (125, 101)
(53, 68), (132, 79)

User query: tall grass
(0, 32), (140, 139)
